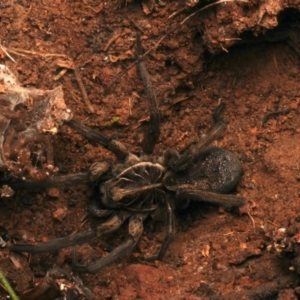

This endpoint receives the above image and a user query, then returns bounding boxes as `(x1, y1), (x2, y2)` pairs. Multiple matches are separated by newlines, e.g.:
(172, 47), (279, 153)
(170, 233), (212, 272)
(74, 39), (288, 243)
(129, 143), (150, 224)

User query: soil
(1, 1), (300, 299)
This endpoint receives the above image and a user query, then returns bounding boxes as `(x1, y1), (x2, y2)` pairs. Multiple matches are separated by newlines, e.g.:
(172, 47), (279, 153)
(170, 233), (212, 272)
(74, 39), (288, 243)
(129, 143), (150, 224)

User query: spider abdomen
(164, 147), (242, 194)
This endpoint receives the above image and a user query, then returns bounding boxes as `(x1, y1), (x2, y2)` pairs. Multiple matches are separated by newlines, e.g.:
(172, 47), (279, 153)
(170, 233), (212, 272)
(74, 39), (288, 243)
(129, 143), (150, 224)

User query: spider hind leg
(145, 197), (175, 261)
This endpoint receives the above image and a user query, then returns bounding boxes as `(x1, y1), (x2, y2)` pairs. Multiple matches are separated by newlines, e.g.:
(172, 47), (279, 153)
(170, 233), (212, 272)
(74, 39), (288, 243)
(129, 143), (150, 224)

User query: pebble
(53, 207), (67, 222)
(48, 187), (60, 198)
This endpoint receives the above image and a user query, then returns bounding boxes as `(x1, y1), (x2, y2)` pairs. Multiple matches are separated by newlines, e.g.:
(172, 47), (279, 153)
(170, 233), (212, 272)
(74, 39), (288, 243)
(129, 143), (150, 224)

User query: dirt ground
(1, 0), (300, 299)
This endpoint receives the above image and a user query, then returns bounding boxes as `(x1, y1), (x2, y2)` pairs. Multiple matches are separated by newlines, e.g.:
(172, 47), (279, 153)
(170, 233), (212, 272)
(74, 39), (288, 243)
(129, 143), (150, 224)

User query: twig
(73, 64), (94, 113)
(53, 68), (68, 81)
(7, 47), (67, 58)
(0, 269), (20, 300)
(103, 30), (122, 51)
(220, 43), (228, 53)
(247, 209), (256, 228)
(223, 38), (242, 41)
(55, 58), (94, 113)
(63, 77), (81, 104)
(261, 109), (290, 128)
(167, 7), (187, 19)
(128, 97), (132, 115)
(0, 44), (16, 63)
(169, 96), (192, 108)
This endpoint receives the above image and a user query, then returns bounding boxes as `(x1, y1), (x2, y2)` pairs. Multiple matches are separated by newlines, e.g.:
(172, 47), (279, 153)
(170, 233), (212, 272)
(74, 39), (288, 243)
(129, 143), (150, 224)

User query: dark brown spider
(4, 34), (245, 274)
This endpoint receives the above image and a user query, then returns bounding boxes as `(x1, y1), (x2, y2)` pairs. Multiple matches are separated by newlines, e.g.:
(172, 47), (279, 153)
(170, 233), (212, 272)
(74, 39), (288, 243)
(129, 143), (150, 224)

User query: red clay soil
(1, 1), (300, 299)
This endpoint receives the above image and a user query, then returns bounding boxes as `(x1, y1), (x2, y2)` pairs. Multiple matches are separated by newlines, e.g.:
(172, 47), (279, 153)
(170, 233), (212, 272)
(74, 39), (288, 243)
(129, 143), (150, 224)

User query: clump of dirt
(0, 1), (300, 299)
(200, 0), (300, 53)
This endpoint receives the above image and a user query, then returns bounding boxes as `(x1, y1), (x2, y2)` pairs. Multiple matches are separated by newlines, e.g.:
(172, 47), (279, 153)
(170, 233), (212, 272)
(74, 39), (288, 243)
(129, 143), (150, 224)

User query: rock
(48, 187), (60, 198)
(53, 207), (67, 222)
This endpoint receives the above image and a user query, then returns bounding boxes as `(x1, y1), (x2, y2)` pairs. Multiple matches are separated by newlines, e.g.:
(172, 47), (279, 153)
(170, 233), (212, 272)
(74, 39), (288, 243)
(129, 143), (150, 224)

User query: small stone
(53, 207), (67, 222)
(48, 187), (60, 198)
(0, 185), (15, 197)
(218, 207), (225, 214)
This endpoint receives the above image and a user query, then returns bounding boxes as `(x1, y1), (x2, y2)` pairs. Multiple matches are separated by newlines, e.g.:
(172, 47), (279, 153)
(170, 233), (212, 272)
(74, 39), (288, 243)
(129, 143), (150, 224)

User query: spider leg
(66, 119), (129, 160)
(8, 213), (129, 254)
(146, 197), (175, 261)
(2, 172), (90, 190)
(136, 33), (160, 153)
(172, 103), (226, 172)
(9, 228), (97, 254)
(2, 161), (112, 191)
(72, 213), (146, 273)
(176, 188), (245, 208)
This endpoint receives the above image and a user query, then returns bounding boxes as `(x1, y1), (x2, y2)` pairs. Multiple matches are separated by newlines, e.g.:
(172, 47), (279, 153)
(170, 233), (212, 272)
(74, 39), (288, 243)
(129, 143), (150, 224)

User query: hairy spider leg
(3, 172), (89, 190)
(176, 188), (245, 208)
(145, 196), (176, 261)
(9, 228), (97, 254)
(8, 213), (128, 254)
(136, 33), (161, 153)
(66, 119), (129, 161)
(72, 214), (146, 273)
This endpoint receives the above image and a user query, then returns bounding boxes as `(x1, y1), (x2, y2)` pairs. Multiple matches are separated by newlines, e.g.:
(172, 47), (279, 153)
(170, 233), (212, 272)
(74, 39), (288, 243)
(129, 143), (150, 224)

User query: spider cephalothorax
(5, 34), (245, 276)
(102, 161), (166, 211)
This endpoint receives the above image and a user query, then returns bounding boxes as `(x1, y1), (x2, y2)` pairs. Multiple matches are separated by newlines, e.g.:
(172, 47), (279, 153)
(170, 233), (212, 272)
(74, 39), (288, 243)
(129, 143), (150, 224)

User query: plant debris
(0, 64), (72, 179)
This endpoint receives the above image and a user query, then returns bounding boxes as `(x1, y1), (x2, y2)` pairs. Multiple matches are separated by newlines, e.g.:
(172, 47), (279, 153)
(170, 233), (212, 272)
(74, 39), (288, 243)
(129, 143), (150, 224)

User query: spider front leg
(3, 172), (90, 190)
(136, 33), (161, 153)
(66, 119), (129, 161)
(72, 213), (146, 273)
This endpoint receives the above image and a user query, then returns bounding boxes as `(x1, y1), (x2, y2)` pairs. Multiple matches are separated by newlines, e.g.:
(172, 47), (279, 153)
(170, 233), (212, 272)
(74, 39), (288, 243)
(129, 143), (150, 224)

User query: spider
(5, 34), (245, 274)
